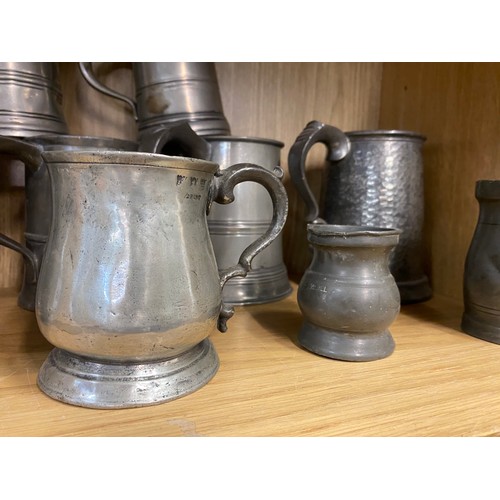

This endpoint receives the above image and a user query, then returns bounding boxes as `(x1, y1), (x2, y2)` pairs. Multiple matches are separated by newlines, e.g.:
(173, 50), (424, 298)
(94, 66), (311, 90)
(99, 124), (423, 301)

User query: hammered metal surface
(324, 133), (427, 288)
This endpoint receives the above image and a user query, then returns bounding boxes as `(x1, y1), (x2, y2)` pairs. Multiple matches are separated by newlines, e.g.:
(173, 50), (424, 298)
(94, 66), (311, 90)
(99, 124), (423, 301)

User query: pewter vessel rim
(307, 223), (401, 238)
(475, 180), (500, 200)
(345, 130), (426, 141)
(41, 150), (219, 173)
(204, 135), (284, 147)
(28, 134), (138, 147)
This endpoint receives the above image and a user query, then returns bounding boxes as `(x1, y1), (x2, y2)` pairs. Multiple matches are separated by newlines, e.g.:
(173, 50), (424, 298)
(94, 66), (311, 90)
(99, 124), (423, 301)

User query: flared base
(397, 275), (432, 304)
(299, 321), (395, 361)
(222, 265), (292, 305)
(37, 339), (219, 409)
(461, 312), (500, 345)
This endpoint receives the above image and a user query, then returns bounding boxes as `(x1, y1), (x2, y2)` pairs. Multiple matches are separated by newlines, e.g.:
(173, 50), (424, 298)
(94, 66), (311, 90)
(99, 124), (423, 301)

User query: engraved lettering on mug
(200, 179), (206, 189)
(190, 177), (198, 186)
(176, 175), (187, 186)
(185, 193), (201, 201)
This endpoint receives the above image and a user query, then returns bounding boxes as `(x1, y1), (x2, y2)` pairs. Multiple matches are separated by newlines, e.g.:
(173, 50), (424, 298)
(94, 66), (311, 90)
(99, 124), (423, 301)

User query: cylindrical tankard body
(289, 121), (430, 304)
(462, 180), (500, 344)
(79, 62), (231, 137)
(297, 224), (401, 361)
(0, 63), (68, 136)
(205, 136), (292, 305)
(34, 151), (288, 408)
(0, 135), (139, 312)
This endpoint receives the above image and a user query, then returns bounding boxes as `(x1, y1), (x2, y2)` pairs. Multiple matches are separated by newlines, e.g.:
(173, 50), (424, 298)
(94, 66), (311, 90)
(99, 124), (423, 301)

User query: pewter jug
(297, 224), (400, 361)
(462, 180), (500, 344)
(79, 62), (230, 138)
(289, 120), (431, 304)
(34, 150), (288, 408)
(0, 135), (139, 311)
(0, 63), (68, 136)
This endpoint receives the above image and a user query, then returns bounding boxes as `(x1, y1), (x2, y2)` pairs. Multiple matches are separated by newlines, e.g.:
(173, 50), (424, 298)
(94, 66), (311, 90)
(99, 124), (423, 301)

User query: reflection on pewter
(297, 224), (400, 361)
(289, 120), (431, 304)
(34, 150), (288, 409)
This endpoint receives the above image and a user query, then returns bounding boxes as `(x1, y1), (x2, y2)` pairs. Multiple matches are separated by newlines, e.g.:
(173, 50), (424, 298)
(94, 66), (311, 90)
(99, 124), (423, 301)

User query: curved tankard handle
(212, 163), (289, 332)
(138, 121), (210, 159)
(0, 136), (44, 283)
(78, 62), (138, 121)
(288, 120), (351, 223)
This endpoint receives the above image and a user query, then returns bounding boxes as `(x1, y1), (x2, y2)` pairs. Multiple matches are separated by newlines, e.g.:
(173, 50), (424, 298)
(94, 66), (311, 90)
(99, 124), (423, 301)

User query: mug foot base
(299, 322), (395, 361)
(461, 312), (500, 345)
(37, 339), (219, 409)
(397, 275), (432, 304)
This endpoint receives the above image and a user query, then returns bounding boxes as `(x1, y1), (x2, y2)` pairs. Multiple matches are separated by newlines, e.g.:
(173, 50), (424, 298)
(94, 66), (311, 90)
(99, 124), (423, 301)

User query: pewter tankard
(34, 150), (288, 409)
(0, 63), (68, 136)
(139, 122), (292, 304)
(289, 120), (431, 304)
(0, 135), (139, 311)
(79, 62), (230, 137)
(462, 180), (500, 344)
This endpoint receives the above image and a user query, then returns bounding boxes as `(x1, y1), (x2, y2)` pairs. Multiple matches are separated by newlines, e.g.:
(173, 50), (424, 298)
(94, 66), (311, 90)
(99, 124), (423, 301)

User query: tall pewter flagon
(33, 150), (288, 409)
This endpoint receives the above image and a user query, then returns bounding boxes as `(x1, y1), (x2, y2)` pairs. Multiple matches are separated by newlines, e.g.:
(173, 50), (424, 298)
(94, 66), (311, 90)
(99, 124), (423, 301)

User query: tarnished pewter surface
(34, 151), (288, 408)
(79, 62), (230, 137)
(289, 121), (431, 304)
(0, 62), (68, 136)
(462, 180), (500, 344)
(297, 224), (400, 361)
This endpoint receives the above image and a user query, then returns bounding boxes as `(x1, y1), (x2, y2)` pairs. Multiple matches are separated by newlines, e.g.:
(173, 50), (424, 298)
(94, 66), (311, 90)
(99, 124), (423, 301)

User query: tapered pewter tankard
(297, 224), (400, 361)
(140, 121), (292, 305)
(0, 63), (68, 136)
(79, 62), (231, 138)
(289, 120), (431, 304)
(34, 150), (288, 409)
(461, 180), (500, 344)
(0, 135), (139, 312)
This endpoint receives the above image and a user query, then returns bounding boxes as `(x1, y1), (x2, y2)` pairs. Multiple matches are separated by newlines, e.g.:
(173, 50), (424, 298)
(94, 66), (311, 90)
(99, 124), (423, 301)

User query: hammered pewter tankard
(461, 180), (500, 344)
(0, 135), (139, 311)
(297, 224), (401, 361)
(0, 63), (68, 136)
(289, 120), (431, 304)
(140, 122), (292, 305)
(79, 62), (231, 138)
(34, 150), (288, 409)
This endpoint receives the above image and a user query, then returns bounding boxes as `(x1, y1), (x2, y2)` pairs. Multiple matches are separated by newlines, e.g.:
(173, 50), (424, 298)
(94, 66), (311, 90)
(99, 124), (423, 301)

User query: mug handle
(287, 120), (351, 223)
(0, 137), (44, 283)
(78, 62), (138, 120)
(138, 121), (211, 159)
(211, 163), (289, 332)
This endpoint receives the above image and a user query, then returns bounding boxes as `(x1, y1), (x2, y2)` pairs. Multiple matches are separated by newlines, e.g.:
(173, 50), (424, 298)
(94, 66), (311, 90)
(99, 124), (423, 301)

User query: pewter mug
(297, 224), (400, 361)
(140, 122), (292, 305)
(0, 135), (139, 311)
(289, 120), (431, 304)
(79, 62), (231, 138)
(34, 150), (288, 408)
(462, 180), (500, 344)
(0, 63), (68, 136)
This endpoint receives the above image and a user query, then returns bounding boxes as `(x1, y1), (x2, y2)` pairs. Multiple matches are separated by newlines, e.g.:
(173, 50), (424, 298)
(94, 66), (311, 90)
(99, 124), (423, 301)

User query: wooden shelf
(1, 283), (500, 437)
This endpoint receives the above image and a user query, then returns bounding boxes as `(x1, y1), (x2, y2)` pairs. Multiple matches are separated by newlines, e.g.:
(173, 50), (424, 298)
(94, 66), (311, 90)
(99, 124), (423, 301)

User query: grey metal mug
(139, 122), (292, 305)
(297, 224), (401, 361)
(34, 150), (288, 409)
(0, 135), (139, 311)
(462, 180), (500, 344)
(79, 62), (231, 138)
(289, 120), (431, 304)
(0, 62), (68, 136)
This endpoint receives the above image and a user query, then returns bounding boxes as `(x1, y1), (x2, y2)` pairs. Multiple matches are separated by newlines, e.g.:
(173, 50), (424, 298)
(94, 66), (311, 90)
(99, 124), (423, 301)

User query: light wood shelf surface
(1, 284), (499, 437)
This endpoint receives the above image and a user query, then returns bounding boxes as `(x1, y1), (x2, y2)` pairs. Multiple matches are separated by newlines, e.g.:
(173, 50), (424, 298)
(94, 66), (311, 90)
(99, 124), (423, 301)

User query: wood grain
(1, 284), (500, 437)
(379, 62), (500, 302)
